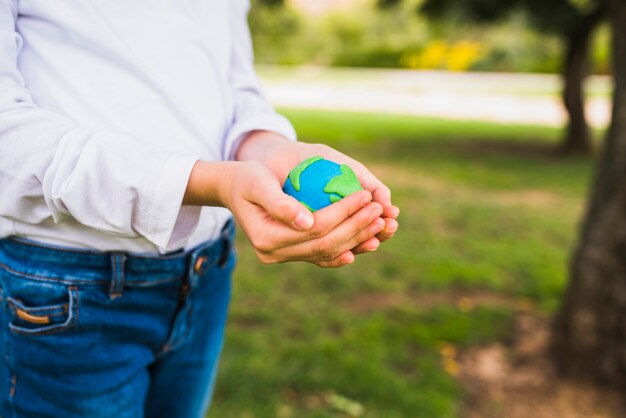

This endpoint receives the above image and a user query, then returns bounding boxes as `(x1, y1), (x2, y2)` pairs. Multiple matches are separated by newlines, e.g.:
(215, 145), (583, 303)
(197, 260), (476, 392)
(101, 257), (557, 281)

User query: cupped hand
(241, 135), (400, 252)
(221, 161), (386, 268)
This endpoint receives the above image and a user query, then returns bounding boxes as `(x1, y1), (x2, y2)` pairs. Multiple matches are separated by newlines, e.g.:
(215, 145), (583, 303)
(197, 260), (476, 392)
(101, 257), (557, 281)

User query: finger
(336, 217), (385, 255)
(312, 189), (373, 235)
(353, 217), (397, 253)
(372, 185), (397, 219)
(280, 209), (385, 262)
(348, 161), (397, 218)
(246, 174), (314, 231)
(377, 218), (399, 242)
(315, 251), (355, 268)
(353, 237), (381, 255)
(387, 205), (400, 219)
(256, 189), (373, 250)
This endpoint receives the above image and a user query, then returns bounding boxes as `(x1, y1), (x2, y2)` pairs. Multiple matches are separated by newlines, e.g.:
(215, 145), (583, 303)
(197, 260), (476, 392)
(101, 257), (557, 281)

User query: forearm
(182, 160), (240, 207)
(184, 131), (291, 208)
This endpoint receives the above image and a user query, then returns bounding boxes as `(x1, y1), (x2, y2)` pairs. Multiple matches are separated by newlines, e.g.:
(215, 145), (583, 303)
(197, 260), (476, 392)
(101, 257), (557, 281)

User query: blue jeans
(0, 221), (235, 418)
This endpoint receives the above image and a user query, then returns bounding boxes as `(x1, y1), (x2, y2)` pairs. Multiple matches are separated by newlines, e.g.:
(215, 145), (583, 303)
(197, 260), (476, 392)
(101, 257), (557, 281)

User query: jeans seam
(4, 305), (16, 418)
(0, 262), (108, 285)
(155, 306), (192, 359)
(9, 374), (15, 401)
(6, 238), (102, 255)
(125, 276), (184, 287)
(154, 285), (193, 358)
(156, 306), (191, 357)
(1, 262), (184, 288)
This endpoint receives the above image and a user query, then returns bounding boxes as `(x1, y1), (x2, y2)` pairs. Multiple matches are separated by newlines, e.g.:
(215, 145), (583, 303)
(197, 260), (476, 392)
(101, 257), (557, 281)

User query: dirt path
(259, 66), (611, 128)
(458, 313), (624, 418)
(342, 288), (624, 417)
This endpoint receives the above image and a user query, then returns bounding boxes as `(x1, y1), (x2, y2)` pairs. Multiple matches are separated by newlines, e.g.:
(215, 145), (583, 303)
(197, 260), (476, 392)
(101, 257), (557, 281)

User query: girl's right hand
(186, 160), (385, 268)
(223, 161), (385, 268)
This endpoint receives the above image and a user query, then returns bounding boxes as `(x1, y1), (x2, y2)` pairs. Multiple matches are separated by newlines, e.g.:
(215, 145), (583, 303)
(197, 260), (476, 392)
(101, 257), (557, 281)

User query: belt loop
(109, 252), (127, 300)
(218, 224), (234, 268)
(188, 248), (205, 289)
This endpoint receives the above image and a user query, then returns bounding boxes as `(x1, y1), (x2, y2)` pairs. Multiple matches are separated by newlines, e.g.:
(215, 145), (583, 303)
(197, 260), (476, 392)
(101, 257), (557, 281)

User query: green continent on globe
(288, 156), (323, 192)
(299, 200), (315, 212)
(324, 164), (363, 203)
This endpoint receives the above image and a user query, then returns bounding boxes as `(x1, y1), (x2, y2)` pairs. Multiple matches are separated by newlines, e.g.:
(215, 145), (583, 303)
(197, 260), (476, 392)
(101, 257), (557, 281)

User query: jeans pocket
(6, 286), (78, 336)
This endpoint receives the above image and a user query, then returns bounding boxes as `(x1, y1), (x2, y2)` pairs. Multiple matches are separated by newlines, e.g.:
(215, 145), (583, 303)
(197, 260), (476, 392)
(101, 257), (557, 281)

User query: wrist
(183, 160), (241, 208)
(235, 130), (293, 162)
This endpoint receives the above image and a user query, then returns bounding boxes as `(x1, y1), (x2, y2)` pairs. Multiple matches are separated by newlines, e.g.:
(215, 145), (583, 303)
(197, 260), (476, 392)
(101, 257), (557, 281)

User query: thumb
(249, 177), (314, 231)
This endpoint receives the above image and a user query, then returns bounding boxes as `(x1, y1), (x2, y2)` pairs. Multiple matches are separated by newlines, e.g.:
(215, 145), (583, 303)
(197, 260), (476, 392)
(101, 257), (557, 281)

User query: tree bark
(552, 0), (626, 387)
(559, 8), (605, 155)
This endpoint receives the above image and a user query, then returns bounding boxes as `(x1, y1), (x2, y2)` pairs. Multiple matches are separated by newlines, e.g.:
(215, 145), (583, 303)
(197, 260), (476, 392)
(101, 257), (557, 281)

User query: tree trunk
(559, 9), (605, 155)
(552, 0), (626, 387)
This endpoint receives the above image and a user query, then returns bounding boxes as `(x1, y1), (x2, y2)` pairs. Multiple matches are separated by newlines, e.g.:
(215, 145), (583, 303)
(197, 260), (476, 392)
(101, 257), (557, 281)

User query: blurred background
(209, 1), (622, 417)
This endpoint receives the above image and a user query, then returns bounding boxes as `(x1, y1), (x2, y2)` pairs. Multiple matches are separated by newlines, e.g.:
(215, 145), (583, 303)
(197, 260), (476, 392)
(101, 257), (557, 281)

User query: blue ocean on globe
(283, 159), (344, 212)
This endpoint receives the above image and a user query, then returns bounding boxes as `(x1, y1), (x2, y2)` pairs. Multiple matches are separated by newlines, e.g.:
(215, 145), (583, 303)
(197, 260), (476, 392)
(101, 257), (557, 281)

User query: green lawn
(208, 110), (597, 418)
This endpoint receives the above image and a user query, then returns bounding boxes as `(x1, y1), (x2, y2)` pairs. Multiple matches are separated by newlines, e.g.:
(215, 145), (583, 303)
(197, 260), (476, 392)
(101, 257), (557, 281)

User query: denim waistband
(0, 219), (235, 287)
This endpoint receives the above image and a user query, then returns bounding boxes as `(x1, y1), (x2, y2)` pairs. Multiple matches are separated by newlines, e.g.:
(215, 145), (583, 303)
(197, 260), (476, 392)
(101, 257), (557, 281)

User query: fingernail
(368, 242), (380, 252)
(390, 206), (400, 217)
(294, 211), (314, 230)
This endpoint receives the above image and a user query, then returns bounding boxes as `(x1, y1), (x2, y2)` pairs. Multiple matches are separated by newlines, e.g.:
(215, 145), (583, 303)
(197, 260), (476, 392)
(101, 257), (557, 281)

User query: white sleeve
(0, 0), (200, 251)
(223, 0), (297, 161)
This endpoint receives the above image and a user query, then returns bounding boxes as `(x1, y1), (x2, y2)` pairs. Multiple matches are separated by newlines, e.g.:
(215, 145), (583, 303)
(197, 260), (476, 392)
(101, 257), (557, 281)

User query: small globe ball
(283, 156), (363, 212)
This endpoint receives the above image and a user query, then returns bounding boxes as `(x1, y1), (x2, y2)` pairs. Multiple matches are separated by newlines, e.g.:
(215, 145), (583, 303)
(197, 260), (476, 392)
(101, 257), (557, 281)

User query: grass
(208, 110), (597, 418)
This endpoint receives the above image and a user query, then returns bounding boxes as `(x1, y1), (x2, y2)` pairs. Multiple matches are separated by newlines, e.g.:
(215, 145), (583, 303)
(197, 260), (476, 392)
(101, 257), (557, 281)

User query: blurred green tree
(253, 0), (284, 7)
(380, 0), (607, 155)
(552, 0), (626, 388)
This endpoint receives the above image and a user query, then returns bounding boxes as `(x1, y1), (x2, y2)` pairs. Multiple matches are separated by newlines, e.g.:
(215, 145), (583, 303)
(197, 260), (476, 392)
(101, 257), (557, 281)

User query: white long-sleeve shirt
(0, 0), (296, 253)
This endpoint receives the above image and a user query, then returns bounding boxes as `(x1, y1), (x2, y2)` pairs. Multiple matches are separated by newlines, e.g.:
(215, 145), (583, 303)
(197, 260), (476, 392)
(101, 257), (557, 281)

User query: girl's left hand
(236, 131), (400, 254)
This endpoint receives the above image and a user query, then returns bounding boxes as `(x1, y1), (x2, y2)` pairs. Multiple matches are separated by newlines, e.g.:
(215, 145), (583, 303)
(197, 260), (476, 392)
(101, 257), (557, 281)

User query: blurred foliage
(418, 0), (607, 39)
(420, 0), (515, 23)
(522, 0), (605, 35)
(248, 0), (609, 74)
(254, 0), (284, 7)
(247, 1), (310, 65)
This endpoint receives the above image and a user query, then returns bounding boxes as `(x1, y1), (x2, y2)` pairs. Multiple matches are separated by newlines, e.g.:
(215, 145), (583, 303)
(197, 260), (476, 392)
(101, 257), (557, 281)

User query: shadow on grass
(441, 139), (579, 160)
(328, 136), (595, 199)
(349, 136), (593, 160)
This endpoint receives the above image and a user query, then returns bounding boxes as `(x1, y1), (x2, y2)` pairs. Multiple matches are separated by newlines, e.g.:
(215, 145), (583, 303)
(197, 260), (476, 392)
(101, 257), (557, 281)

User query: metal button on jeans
(194, 255), (209, 275)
